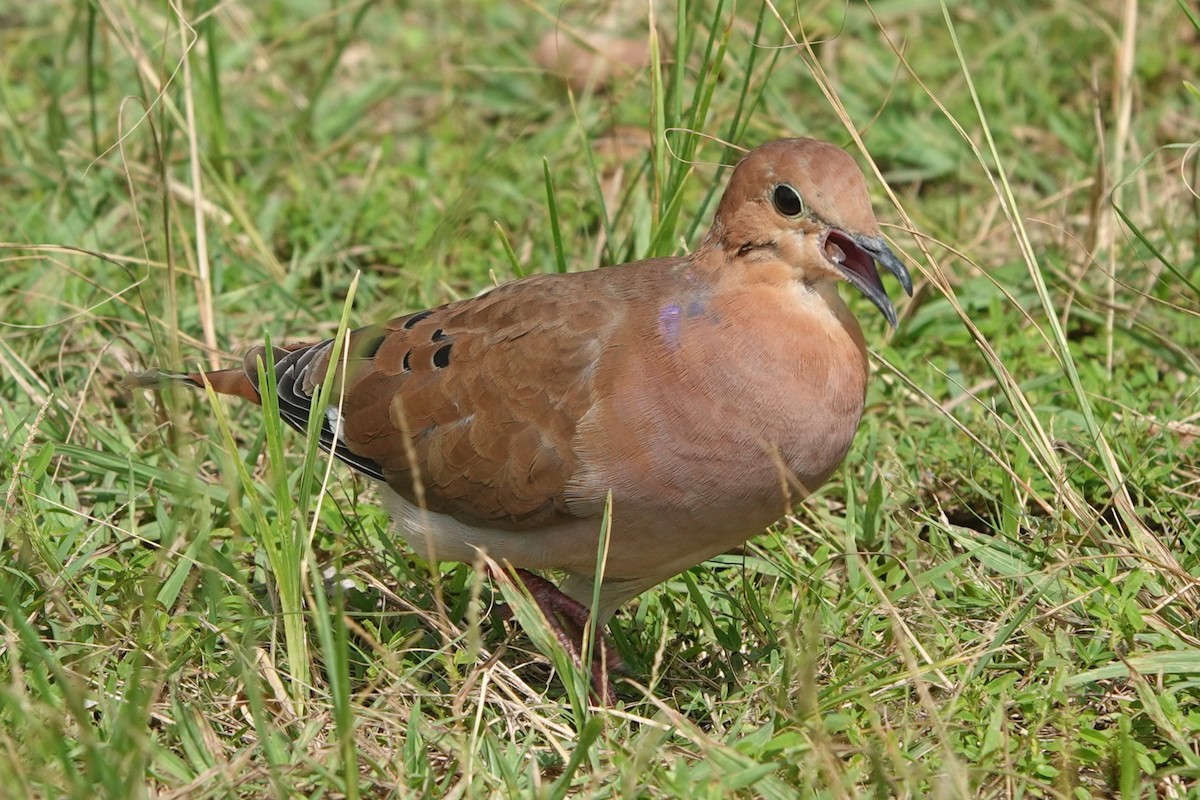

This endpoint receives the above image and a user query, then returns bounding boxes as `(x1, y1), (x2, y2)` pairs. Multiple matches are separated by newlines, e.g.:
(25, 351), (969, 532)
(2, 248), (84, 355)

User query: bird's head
(704, 137), (914, 327)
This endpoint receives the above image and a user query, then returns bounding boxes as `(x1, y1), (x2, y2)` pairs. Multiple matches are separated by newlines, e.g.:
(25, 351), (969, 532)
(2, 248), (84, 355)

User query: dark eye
(772, 184), (804, 217)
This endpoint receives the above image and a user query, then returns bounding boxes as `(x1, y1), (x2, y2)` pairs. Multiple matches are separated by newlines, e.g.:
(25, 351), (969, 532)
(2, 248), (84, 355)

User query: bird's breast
(571, 280), (869, 560)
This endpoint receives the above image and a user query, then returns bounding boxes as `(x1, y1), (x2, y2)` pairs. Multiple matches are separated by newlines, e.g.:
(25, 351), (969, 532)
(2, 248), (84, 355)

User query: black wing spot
(402, 350), (412, 371)
(431, 328), (445, 341)
(403, 310), (433, 329)
(432, 343), (452, 369)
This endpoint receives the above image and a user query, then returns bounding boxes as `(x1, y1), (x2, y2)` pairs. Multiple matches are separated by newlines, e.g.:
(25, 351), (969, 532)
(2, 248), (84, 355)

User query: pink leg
(495, 568), (622, 704)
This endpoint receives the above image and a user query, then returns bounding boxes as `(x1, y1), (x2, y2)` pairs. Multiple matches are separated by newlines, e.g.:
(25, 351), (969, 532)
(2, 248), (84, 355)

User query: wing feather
(252, 270), (632, 529)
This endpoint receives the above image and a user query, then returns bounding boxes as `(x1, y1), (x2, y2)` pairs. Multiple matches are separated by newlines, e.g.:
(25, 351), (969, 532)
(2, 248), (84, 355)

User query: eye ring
(772, 184), (805, 217)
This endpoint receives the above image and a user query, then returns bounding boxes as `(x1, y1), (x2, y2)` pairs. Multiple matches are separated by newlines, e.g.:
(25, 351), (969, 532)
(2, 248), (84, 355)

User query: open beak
(823, 230), (913, 328)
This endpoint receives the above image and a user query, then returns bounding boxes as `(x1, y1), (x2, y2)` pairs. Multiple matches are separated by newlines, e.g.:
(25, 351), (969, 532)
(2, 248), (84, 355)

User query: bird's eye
(772, 184), (805, 217)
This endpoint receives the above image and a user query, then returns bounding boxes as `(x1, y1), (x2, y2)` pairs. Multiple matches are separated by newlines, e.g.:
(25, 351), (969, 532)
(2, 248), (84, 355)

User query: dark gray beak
(824, 230), (913, 328)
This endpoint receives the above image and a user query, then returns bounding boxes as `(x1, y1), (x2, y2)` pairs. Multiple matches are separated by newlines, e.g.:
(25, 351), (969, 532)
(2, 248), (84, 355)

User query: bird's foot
(493, 568), (621, 704)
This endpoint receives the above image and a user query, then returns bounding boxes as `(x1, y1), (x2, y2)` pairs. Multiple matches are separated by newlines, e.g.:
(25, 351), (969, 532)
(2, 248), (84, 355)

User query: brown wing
(258, 270), (628, 530)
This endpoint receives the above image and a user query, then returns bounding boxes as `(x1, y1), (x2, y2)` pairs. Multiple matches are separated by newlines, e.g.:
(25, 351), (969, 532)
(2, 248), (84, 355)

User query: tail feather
(125, 339), (385, 481)
(123, 366), (263, 404)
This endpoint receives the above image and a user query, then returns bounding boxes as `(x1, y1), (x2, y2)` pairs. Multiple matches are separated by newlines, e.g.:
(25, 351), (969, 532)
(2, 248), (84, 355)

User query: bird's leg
(495, 568), (621, 703)
(515, 569), (619, 705)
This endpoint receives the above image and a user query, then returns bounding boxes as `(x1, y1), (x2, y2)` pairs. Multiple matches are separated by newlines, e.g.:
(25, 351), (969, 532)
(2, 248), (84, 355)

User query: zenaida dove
(128, 137), (913, 702)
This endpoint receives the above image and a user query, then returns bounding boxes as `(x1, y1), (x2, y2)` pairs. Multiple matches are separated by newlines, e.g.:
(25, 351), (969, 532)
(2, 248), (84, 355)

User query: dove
(128, 137), (913, 702)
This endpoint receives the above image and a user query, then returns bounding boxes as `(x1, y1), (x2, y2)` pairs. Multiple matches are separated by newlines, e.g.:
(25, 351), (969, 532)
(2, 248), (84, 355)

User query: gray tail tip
(121, 369), (192, 392)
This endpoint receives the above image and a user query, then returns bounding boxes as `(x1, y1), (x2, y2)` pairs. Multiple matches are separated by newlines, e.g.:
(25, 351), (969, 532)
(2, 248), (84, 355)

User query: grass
(2, 0), (1199, 796)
